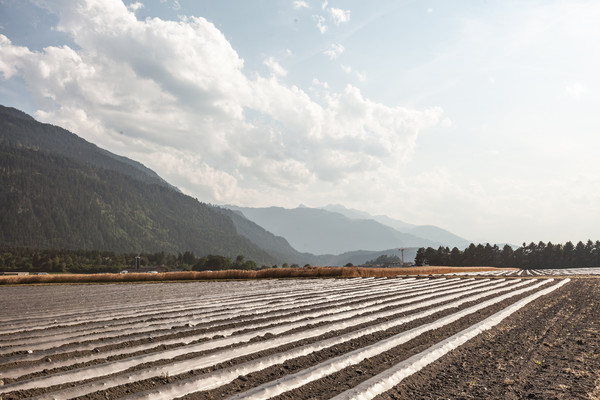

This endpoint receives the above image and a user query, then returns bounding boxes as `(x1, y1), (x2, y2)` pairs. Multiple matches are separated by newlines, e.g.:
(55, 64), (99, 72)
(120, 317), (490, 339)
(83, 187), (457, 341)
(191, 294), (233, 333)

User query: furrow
(116, 279), (539, 400)
(3, 279), (530, 398)
(330, 279), (570, 400)
(0, 278), (449, 360)
(225, 279), (555, 400)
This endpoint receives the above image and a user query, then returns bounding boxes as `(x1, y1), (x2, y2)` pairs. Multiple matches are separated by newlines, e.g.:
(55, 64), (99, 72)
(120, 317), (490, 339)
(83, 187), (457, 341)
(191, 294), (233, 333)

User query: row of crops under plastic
(0, 274), (570, 399)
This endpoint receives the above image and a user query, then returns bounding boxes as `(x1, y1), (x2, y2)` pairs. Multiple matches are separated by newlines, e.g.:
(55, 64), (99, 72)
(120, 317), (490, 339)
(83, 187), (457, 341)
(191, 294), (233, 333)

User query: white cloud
(313, 14), (327, 33)
(264, 56), (287, 77)
(564, 82), (585, 99)
(127, 2), (143, 12)
(310, 78), (329, 90)
(0, 35), (32, 78)
(323, 43), (344, 60)
(321, 1), (328, 10)
(329, 8), (350, 25)
(158, 0), (180, 11)
(0, 0), (443, 207)
(340, 64), (366, 82)
(293, 1), (310, 10)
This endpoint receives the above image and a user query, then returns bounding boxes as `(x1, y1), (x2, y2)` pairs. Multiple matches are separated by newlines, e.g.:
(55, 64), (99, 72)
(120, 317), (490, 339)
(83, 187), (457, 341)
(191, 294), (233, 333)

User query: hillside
(0, 106), (277, 264)
(0, 105), (175, 190)
(226, 206), (442, 255)
(217, 207), (422, 266)
(217, 207), (317, 264)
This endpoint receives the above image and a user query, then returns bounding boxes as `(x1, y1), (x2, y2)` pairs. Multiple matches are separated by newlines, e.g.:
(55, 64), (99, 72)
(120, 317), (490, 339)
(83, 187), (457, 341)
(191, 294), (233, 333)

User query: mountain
(217, 207), (318, 265)
(321, 204), (416, 232)
(225, 205), (442, 255)
(0, 104), (468, 267)
(218, 208), (425, 266)
(320, 204), (470, 249)
(0, 105), (177, 190)
(0, 105), (276, 264)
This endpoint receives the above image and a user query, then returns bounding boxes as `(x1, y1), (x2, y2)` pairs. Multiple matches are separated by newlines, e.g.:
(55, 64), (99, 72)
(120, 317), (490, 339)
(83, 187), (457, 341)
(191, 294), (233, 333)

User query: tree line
(0, 248), (292, 274)
(415, 240), (600, 268)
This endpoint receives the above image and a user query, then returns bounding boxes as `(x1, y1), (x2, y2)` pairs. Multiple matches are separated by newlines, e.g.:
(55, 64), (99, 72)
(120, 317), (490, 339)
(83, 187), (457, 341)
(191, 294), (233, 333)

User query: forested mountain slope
(0, 105), (175, 189)
(0, 144), (276, 262)
(0, 106), (277, 264)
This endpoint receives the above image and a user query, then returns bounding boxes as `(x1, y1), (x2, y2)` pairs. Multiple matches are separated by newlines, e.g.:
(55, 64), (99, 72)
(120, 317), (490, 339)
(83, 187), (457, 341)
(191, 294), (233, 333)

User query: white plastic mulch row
(2, 278), (453, 370)
(0, 276), (419, 348)
(29, 278), (518, 399)
(0, 277), (398, 335)
(0, 277), (399, 335)
(0, 279), (404, 346)
(225, 278), (561, 400)
(2, 279), (491, 384)
(0, 279), (324, 323)
(331, 278), (570, 400)
(0, 278), (455, 361)
(0, 277), (565, 400)
(118, 279), (541, 400)
(1, 278), (464, 377)
(21, 279), (541, 400)
(525, 268), (600, 275)
(439, 270), (519, 277)
(441, 268), (600, 276)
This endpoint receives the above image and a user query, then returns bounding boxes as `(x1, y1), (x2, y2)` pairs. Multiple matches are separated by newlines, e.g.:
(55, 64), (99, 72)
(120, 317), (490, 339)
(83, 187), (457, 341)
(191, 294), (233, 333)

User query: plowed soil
(0, 277), (599, 399)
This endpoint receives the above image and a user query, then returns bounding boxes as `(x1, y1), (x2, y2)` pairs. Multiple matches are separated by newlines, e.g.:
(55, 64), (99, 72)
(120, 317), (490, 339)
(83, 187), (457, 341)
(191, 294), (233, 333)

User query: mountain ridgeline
(319, 204), (471, 250)
(0, 104), (470, 267)
(225, 205), (470, 255)
(0, 105), (277, 264)
(0, 106), (175, 190)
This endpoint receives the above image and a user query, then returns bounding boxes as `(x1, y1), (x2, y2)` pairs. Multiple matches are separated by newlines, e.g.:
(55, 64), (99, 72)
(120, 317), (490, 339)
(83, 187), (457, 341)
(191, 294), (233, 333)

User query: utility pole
(399, 248), (407, 266)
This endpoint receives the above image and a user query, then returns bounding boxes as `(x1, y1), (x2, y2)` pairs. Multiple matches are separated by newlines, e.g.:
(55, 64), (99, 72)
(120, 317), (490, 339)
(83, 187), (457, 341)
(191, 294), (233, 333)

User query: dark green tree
(414, 248), (425, 266)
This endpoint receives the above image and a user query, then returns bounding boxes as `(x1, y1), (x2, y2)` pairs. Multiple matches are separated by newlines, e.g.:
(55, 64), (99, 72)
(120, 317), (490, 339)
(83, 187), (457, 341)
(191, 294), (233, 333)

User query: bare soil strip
(0, 275), (596, 399)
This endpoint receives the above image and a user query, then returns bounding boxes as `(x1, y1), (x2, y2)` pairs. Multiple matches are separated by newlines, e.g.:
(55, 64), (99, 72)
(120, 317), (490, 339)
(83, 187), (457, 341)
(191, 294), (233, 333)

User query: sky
(1, 0), (600, 246)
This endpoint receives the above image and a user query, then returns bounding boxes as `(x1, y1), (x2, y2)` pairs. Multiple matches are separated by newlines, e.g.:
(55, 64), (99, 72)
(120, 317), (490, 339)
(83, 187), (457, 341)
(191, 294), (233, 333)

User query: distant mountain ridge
(320, 204), (471, 249)
(225, 205), (445, 255)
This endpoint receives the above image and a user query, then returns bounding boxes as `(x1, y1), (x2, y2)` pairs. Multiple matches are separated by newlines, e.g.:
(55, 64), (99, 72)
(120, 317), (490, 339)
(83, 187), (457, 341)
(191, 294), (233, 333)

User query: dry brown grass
(0, 266), (513, 285)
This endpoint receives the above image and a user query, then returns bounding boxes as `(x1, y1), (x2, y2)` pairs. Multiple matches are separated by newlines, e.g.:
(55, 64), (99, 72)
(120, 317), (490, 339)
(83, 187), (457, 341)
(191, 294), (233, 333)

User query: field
(0, 266), (510, 285)
(1, 272), (599, 399)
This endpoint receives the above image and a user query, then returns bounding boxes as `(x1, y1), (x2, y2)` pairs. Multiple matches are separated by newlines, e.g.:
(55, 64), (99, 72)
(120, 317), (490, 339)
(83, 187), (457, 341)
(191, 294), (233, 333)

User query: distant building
(2, 271), (30, 275)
